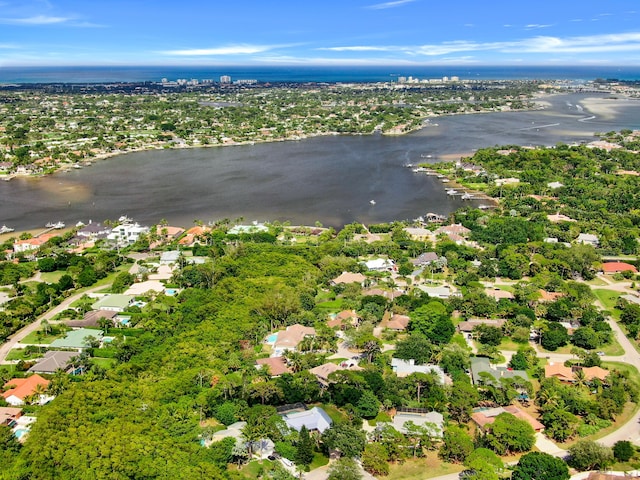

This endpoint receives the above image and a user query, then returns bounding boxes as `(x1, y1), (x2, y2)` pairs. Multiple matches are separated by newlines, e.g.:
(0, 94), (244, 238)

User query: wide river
(2, 93), (640, 229)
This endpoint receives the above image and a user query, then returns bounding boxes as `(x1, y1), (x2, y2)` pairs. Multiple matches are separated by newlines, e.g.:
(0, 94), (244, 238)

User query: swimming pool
(14, 428), (29, 440)
(165, 288), (178, 296)
(266, 333), (278, 343)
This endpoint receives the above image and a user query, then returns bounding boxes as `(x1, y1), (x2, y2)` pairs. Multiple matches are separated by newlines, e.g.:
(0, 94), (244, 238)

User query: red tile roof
(2, 374), (50, 402)
(601, 262), (638, 274)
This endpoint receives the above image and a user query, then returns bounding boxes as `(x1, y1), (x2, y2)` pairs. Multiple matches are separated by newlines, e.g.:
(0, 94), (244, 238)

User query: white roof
(391, 358), (445, 383)
(282, 407), (333, 433)
(124, 280), (166, 296)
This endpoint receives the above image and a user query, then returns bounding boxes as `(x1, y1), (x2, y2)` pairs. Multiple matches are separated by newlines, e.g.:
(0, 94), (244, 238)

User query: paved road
(0, 285), (104, 364)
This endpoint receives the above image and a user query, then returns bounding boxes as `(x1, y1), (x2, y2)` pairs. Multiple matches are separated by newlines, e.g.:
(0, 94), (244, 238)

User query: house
(160, 250), (181, 265)
(228, 223), (269, 235)
(470, 357), (528, 386)
(309, 362), (344, 386)
(327, 310), (360, 329)
(27, 351), (78, 374)
(484, 288), (514, 300)
(537, 290), (564, 303)
(13, 233), (56, 253)
(363, 288), (404, 300)
(457, 319), (506, 333)
(391, 411), (444, 437)
(331, 272), (366, 286)
(178, 226), (210, 246)
(67, 310), (117, 329)
(107, 222), (149, 246)
(380, 312), (410, 331)
(471, 406), (544, 432)
(433, 224), (471, 237)
(363, 258), (396, 272)
(547, 213), (576, 223)
(416, 285), (453, 299)
(544, 362), (609, 383)
(281, 407), (333, 433)
(92, 294), (134, 312)
(403, 227), (434, 242)
(391, 358), (445, 384)
(2, 374), (51, 406)
(410, 252), (439, 267)
(124, 280), (166, 296)
(255, 357), (291, 377)
(0, 407), (22, 426)
(50, 328), (104, 351)
(77, 222), (111, 240)
(494, 178), (520, 187)
(576, 233), (600, 247)
(155, 226), (185, 242)
(601, 262), (637, 274)
(270, 324), (316, 357)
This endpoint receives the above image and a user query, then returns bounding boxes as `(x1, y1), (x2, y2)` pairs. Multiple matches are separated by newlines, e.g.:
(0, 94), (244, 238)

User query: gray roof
(391, 358), (445, 384)
(391, 412), (444, 437)
(281, 407), (333, 433)
(67, 310), (117, 328)
(470, 357), (528, 386)
(28, 350), (77, 374)
(411, 252), (438, 266)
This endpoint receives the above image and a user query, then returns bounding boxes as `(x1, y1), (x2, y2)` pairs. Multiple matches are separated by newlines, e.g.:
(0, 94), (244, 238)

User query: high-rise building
(220, 75), (232, 84)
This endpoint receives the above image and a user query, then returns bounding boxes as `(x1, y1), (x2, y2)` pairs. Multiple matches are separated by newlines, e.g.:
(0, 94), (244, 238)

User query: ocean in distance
(1, 65), (640, 84)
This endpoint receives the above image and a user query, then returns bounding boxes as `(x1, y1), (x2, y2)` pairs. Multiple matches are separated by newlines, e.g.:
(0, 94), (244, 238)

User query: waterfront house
(403, 227), (433, 242)
(13, 233), (57, 253)
(433, 224), (471, 237)
(107, 222), (149, 246)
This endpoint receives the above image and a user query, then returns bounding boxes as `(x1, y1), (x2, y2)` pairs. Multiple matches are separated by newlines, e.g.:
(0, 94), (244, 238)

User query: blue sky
(1, 0), (639, 66)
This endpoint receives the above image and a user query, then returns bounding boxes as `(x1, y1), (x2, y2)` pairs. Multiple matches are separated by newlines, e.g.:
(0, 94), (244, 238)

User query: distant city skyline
(1, 0), (639, 66)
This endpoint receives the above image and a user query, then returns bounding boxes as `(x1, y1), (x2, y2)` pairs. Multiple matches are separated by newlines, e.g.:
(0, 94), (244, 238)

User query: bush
(613, 440), (635, 462)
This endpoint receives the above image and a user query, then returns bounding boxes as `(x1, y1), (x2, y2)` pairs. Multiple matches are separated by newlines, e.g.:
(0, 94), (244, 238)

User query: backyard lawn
(386, 453), (464, 480)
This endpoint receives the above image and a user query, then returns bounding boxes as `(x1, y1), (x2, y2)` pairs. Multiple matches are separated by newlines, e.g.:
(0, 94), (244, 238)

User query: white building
(107, 223), (150, 246)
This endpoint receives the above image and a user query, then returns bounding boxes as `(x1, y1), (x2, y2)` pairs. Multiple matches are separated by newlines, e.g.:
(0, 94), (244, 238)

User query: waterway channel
(1, 93), (639, 229)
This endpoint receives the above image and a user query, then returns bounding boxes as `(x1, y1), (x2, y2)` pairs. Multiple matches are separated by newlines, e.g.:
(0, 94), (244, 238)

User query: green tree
(567, 440), (614, 471)
(511, 452), (570, 480)
(483, 413), (535, 455)
(356, 390), (381, 419)
(362, 443), (390, 476)
(327, 457), (362, 480)
(439, 425), (474, 463)
(295, 426), (314, 467)
(612, 440), (635, 462)
(322, 423), (366, 458)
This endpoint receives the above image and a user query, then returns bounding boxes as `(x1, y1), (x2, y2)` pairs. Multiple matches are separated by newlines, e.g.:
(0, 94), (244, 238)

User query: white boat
(118, 215), (132, 223)
(441, 179), (450, 183)
(370, 200), (376, 205)
(0, 225), (14, 234)
(461, 193), (474, 200)
(446, 189), (457, 196)
(46, 221), (65, 229)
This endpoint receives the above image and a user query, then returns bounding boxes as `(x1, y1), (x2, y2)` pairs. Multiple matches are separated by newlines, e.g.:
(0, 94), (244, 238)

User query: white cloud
(0, 14), (70, 24)
(161, 45), (278, 56)
(320, 31), (640, 58)
(367, 0), (416, 10)
(525, 24), (553, 30)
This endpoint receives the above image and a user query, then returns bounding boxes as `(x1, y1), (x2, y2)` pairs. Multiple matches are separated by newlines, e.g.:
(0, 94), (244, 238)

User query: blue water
(1, 65), (639, 84)
(266, 334), (278, 343)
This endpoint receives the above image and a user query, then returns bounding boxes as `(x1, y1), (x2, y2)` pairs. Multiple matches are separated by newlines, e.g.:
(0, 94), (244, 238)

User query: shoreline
(0, 96), (549, 181)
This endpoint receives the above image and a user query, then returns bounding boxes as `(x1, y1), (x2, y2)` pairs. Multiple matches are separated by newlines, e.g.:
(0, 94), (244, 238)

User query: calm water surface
(2, 93), (639, 229)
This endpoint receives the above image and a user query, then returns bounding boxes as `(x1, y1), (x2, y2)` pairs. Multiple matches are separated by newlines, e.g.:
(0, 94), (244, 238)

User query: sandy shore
(579, 96), (640, 121)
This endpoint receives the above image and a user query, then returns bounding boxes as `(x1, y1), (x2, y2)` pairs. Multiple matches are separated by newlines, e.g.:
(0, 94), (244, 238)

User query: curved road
(0, 285), (104, 364)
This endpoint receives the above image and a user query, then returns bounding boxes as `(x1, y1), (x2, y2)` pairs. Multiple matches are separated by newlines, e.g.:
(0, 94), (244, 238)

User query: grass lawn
(587, 277), (608, 286)
(39, 271), (65, 283)
(598, 338), (625, 356)
(5, 348), (44, 361)
(386, 453), (464, 479)
(21, 330), (64, 345)
(316, 403), (349, 425)
(592, 289), (622, 311)
(315, 299), (344, 311)
(499, 338), (529, 352)
(309, 452), (329, 470)
(91, 358), (117, 369)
